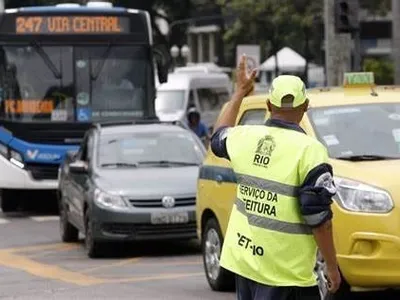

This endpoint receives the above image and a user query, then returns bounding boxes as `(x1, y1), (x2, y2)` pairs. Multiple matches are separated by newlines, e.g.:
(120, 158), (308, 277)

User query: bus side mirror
(153, 46), (169, 84)
(157, 62), (168, 83)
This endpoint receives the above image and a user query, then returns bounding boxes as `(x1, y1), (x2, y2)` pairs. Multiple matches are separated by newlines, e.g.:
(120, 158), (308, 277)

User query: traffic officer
(210, 55), (341, 300)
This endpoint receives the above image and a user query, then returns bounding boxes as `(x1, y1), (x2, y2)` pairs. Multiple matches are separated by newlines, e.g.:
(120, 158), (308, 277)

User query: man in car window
(187, 107), (210, 143)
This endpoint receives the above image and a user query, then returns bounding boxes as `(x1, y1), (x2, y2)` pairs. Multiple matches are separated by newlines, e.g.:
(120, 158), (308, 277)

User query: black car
(57, 120), (206, 257)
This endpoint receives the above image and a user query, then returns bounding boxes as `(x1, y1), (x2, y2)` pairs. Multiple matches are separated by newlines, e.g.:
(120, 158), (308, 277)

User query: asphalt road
(0, 204), (399, 300)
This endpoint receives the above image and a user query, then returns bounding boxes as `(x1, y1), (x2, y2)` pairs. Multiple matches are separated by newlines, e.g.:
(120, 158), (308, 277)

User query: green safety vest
(220, 124), (329, 287)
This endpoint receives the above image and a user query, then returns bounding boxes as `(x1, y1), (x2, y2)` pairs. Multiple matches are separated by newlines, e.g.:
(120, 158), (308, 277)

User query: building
(185, 2), (226, 66)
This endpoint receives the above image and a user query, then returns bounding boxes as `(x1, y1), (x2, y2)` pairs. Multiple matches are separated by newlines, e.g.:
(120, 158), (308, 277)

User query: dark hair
(281, 94), (295, 108)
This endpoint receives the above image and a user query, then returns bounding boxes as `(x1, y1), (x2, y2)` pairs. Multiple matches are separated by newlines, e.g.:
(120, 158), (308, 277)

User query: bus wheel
(1, 189), (20, 213)
(202, 217), (235, 291)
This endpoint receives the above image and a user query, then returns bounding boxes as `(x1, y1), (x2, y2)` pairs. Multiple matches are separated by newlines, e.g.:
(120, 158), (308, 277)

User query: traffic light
(334, 0), (358, 33)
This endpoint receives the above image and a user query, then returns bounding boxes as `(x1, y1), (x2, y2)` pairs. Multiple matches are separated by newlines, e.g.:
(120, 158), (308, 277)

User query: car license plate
(150, 212), (189, 224)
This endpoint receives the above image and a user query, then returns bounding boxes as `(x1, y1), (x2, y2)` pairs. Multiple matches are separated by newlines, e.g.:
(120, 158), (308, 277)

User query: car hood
(93, 166), (199, 198)
(331, 158), (400, 195)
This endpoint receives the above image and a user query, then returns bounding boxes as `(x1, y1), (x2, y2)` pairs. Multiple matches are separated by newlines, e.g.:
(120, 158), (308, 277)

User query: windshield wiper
(101, 162), (138, 168)
(137, 160), (199, 166)
(31, 41), (62, 79)
(335, 155), (398, 161)
(91, 43), (112, 81)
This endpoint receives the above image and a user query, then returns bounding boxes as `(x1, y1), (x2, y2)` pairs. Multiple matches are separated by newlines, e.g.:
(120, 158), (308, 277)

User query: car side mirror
(69, 160), (87, 174)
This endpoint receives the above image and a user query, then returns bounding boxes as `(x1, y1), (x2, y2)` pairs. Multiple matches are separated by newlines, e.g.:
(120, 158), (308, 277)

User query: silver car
(58, 121), (206, 257)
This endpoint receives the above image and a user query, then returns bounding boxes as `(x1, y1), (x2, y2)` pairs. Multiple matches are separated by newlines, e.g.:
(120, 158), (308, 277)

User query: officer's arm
(210, 126), (231, 160)
(213, 55), (256, 134)
(298, 144), (338, 271)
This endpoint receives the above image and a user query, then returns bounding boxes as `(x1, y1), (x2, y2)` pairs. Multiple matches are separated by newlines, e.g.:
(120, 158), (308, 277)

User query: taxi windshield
(308, 103), (400, 159)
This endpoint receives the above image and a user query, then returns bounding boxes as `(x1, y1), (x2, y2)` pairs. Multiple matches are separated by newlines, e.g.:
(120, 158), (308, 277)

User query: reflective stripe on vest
(235, 198), (312, 235)
(219, 124), (328, 287)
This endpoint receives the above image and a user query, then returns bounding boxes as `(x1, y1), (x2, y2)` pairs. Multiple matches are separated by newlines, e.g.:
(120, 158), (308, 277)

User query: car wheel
(84, 213), (103, 258)
(59, 196), (79, 243)
(202, 217), (235, 291)
(315, 252), (351, 299)
(1, 190), (20, 213)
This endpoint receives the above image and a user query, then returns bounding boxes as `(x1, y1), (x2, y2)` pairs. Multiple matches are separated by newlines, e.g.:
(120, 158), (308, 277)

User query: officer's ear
(303, 99), (309, 112)
(266, 100), (272, 112)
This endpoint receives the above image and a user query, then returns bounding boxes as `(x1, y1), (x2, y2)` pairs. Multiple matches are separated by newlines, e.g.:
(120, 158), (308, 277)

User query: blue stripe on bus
(198, 164), (237, 183)
(0, 127), (78, 164)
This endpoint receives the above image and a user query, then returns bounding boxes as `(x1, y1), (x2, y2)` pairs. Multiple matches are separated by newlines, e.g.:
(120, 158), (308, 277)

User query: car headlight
(94, 188), (129, 210)
(334, 177), (393, 213)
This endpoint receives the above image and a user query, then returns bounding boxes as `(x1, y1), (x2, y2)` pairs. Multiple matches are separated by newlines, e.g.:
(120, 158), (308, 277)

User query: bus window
(75, 45), (149, 121)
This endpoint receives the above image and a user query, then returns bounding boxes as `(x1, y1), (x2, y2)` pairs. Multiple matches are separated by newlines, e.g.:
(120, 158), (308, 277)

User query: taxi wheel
(59, 197), (79, 243)
(84, 213), (103, 258)
(316, 253), (351, 299)
(202, 217), (235, 291)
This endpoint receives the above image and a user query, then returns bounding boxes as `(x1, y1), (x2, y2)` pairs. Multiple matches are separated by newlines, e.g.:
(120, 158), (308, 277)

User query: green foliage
(363, 58), (394, 85)
(218, 0), (323, 66)
(360, 0), (391, 16)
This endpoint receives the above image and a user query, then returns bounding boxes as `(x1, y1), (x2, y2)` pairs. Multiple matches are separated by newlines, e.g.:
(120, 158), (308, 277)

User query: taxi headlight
(334, 177), (393, 213)
(94, 188), (129, 210)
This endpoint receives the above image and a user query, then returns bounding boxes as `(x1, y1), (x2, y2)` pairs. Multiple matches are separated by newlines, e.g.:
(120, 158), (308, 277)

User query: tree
(363, 57), (394, 85)
(218, 0), (322, 77)
(360, 0), (391, 16)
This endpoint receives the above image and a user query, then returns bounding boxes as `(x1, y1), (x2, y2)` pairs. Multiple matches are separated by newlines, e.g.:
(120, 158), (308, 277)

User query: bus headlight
(334, 177), (393, 213)
(0, 142), (25, 168)
(0, 143), (7, 157)
(10, 150), (24, 168)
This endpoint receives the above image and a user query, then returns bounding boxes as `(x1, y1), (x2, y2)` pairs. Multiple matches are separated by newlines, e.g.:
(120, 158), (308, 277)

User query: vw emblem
(162, 196), (175, 208)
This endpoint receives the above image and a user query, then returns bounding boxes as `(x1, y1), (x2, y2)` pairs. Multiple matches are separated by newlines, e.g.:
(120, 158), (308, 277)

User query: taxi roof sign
(343, 72), (375, 88)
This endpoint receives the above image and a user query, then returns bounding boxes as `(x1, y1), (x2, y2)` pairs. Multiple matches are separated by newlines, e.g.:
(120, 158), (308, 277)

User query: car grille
(129, 197), (196, 208)
(26, 163), (59, 180)
(102, 222), (196, 236)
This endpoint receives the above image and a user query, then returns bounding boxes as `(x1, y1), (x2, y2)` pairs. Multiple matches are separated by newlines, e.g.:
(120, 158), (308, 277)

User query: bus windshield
(0, 44), (149, 122)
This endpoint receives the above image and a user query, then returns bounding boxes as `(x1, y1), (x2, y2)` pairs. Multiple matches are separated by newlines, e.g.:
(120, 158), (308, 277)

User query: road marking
(29, 216), (60, 222)
(5, 242), (78, 253)
(104, 272), (204, 283)
(25, 244), (81, 258)
(136, 259), (202, 267)
(0, 218), (10, 224)
(0, 250), (105, 286)
(0, 242), (204, 286)
(79, 257), (141, 273)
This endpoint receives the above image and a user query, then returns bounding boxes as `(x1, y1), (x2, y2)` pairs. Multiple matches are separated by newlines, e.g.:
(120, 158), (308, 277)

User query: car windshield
(98, 131), (204, 167)
(0, 44), (150, 122)
(308, 103), (400, 159)
(155, 90), (185, 113)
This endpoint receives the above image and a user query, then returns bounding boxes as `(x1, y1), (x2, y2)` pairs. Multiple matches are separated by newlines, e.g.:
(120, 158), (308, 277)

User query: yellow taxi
(196, 72), (400, 298)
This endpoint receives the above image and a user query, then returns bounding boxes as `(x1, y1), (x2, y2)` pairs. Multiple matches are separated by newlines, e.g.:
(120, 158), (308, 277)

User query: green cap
(269, 75), (308, 108)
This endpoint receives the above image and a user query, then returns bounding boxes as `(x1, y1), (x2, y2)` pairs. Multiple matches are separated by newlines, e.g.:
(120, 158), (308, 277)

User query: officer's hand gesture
(235, 54), (257, 98)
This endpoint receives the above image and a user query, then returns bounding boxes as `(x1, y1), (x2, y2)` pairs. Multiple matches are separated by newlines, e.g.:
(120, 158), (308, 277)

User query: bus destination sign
(15, 16), (130, 34)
